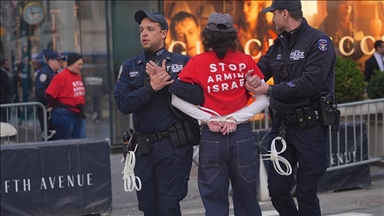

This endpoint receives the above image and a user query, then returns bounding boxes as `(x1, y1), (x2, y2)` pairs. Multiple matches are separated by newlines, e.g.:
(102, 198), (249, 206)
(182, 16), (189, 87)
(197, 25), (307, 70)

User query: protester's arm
(171, 94), (211, 122)
(230, 94), (269, 123)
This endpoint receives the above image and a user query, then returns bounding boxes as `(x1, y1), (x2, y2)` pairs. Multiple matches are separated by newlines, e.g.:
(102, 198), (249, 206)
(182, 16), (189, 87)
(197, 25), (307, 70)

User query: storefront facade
(0, 0), (383, 146)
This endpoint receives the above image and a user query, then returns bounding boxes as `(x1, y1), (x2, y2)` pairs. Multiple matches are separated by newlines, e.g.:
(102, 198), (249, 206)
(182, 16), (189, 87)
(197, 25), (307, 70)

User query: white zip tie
(198, 106), (254, 124)
(122, 145), (142, 192)
(261, 136), (292, 176)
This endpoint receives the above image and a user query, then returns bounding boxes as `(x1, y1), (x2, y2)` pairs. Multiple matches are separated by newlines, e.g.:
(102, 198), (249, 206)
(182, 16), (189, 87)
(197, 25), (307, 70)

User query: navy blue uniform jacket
(35, 65), (56, 107)
(114, 49), (203, 134)
(258, 19), (336, 115)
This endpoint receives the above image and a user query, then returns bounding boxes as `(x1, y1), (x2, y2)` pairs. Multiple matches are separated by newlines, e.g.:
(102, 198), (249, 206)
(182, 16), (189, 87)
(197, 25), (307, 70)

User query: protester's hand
(207, 115), (223, 133)
(221, 117), (237, 135)
(146, 59), (174, 91)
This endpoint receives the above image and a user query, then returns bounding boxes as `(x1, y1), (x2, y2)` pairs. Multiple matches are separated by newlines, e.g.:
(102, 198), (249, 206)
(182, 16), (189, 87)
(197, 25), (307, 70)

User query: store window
(0, 0), (110, 140)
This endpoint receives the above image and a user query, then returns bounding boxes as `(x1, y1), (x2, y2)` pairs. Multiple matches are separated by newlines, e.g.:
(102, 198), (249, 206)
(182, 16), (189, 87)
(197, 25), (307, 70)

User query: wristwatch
(267, 85), (273, 97)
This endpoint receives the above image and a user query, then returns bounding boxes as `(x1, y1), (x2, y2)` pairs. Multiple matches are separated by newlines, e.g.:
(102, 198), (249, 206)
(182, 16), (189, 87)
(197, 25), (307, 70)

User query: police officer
(246, 0), (337, 215)
(35, 50), (64, 140)
(114, 10), (203, 215)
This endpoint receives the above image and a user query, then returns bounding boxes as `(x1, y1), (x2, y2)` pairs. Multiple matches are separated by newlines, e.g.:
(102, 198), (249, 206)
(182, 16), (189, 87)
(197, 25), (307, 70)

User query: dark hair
(170, 12), (199, 40)
(289, 11), (303, 21)
(201, 28), (238, 59)
(374, 40), (384, 51)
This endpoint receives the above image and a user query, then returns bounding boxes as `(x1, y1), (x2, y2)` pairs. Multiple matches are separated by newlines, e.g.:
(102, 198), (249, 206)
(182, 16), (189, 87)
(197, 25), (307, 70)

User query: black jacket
(114, 49), (203, 133)
(35, 65), (57, 106)
(258, 19), (336, 115)
(0, 68), (11, 104)
(364, 55), (381, 82)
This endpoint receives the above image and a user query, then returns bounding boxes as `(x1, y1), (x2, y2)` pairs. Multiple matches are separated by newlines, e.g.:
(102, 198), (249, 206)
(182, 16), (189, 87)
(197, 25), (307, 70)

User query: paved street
(109, 152), (384, 216)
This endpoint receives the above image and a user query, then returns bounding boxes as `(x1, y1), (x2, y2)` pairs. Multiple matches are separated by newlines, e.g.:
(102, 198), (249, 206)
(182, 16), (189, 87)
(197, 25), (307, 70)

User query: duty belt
(271, 101), (320, 128)
(140, 131), (169, 143)
(283, 107), (320, 128)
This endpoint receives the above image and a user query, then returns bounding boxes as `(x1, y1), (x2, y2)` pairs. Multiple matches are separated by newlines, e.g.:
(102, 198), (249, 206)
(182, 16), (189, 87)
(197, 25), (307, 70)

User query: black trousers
(267, 121), (328, 216)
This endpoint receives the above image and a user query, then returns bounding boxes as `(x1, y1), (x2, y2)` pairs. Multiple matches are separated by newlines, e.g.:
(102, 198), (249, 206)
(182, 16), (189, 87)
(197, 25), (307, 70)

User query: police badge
(318, 39), (328, 52)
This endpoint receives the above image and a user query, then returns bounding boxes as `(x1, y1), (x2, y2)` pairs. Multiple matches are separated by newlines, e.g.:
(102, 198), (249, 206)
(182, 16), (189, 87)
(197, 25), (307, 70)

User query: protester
(148, 12), (269, 215)
(246, 0), (338, 215)
(113, 10), (203, 215)
(35, 50), (64, 140)
(46, 53), (86, 139)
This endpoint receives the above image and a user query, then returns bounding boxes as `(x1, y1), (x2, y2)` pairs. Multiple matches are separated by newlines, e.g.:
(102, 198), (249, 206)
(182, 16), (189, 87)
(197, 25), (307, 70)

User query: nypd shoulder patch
(39, 73), (47, 83)
(318, 38), (328, 52)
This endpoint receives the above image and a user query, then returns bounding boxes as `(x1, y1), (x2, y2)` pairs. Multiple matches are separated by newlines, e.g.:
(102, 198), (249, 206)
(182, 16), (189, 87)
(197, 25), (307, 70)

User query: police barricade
(253, 98), (384, 199)
(0, 138), (112, 216)
(318, 121), (371, 192)
(0, 102), (48, 143)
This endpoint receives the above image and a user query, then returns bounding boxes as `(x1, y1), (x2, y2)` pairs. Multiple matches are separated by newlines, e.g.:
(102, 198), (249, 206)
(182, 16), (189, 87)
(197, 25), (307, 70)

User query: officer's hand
(146, 59), (166, 75)
(245, 70), (261, 89)
(246, 82), (268, 96)
(146, 60), (174, 91)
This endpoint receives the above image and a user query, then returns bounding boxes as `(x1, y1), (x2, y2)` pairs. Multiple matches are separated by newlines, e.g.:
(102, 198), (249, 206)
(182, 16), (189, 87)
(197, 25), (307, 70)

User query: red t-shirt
(178, 51), (264, 115)
(46, 68), (85, 112)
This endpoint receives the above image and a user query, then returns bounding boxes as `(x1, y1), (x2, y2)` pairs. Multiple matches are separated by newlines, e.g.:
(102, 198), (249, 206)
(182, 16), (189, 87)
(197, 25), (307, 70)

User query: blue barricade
(1, 138), (112, 216)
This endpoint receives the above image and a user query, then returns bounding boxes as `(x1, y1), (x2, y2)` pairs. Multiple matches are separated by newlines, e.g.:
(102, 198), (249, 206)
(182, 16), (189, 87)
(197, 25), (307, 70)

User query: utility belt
(270, 94), (340, 131)
(122, 119), (201, 156)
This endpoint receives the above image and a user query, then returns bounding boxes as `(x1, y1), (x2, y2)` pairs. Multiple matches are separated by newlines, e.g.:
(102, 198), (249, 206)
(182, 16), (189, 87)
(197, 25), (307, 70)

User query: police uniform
(257, 18), (336, 216)
(35, 64), (57, 138)
(114, 48), (203, 215)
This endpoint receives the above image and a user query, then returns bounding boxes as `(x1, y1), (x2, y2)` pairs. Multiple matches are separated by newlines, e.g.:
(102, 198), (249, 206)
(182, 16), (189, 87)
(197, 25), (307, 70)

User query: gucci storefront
(1, 0), (383, 146)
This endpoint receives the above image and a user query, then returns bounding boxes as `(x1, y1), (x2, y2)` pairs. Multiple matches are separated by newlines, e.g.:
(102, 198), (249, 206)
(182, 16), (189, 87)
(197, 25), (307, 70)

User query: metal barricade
(0, 102), (47, 143)
(249, 98), (384, 172)
(327, 98), (384, 171)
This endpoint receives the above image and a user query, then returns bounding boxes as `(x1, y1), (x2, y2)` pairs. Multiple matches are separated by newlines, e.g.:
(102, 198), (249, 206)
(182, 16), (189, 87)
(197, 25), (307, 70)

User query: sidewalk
(109, 152), (384, 216)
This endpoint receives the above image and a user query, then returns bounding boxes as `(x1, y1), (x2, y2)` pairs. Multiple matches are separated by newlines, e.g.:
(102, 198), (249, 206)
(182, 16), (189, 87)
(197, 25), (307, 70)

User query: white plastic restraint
(199, 106), (254, 124)
(261, 136), (292, 176)
(122, 146), (142, 192)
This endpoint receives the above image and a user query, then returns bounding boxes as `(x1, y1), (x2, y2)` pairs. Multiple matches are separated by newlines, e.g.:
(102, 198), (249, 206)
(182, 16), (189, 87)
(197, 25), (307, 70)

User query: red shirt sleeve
(178, 57), (197, 85)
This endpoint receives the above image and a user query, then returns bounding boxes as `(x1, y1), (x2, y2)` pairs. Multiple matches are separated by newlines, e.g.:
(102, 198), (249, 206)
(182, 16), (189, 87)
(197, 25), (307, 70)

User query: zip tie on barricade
(122, 145), (142, 192)
(198, 106), (254, 124)
(261, 136), (292, 176)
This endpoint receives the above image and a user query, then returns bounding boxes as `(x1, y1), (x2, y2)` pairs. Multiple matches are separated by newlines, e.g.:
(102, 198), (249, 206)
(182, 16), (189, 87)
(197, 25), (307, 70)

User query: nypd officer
(246, 0), (337, 215)
(35, 50), (64, 140)
(114, 10), (203, 215)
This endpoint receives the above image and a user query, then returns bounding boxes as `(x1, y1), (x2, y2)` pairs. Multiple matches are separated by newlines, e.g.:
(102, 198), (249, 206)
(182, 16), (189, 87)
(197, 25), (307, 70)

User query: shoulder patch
(117, 65), (123, 81)
(318, 38), (328, 52)
(39, 73), (47, 83)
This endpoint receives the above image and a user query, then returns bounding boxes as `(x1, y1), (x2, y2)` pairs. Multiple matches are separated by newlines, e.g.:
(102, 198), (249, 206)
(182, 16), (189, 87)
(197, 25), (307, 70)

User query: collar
(136, 49), (173, 65)
(373, 52), (383, 59)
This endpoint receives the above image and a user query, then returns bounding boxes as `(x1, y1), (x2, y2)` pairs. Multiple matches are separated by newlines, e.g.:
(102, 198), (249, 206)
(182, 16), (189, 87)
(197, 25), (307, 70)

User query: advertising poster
(163, 0), (384, 67)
